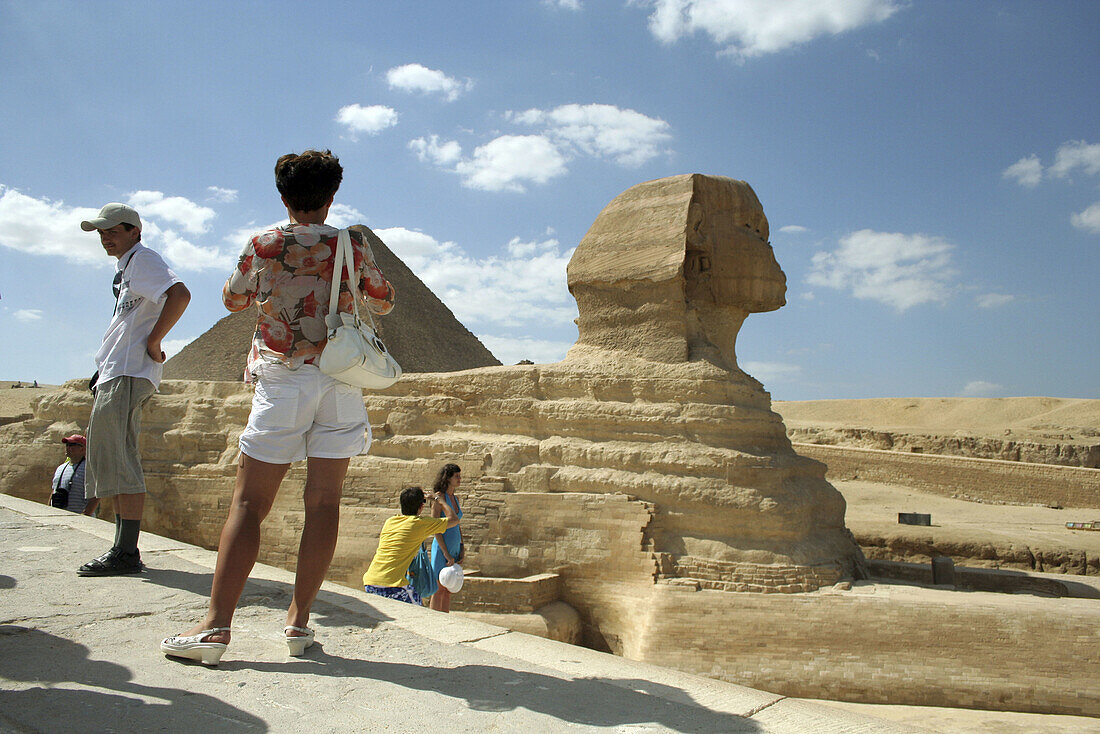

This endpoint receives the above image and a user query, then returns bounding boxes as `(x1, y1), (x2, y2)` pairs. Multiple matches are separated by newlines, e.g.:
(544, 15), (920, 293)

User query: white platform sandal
(160, 627), (230, 666)
(284, 625), (315, 657)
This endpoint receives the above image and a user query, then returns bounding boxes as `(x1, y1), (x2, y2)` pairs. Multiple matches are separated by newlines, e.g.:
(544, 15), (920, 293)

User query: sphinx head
(567, 174), (786, 369)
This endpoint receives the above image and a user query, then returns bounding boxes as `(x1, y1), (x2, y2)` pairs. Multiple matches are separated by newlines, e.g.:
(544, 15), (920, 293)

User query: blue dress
(430, 493), (462, 579)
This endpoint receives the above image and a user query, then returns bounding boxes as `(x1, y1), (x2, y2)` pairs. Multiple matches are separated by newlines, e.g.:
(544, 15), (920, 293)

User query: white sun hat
(438, 564), (464, 593)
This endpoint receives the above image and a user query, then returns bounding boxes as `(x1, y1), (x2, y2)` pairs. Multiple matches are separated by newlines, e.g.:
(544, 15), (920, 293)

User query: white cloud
(779, 224), (809, 234)
(543, 0), (582, 9)
(327, 204), (369, 228)
(13, 309), (43, 322)
(161, 336), (195, 360)
(454, 135), (568, 192)
(206, 186), (238, 203)
(0, 186), (232, 271)
(127, 190), (216, 234)
(1049, 140), (1100, 179)
(409, 135), (463, 166)
(386, 63), (472, 102)
(1002, 155), (1043, 188)
(641, 0), (901, 59)
(511, 104), (671, 166)
(0, 186), (104, 264)
(477, 334), (575, 364)
(740, 361), (802, 383)
(222, 220), (285, 253)
(807, 229), (957, 311)
(375, 226), (577, 329)
(975, 293), (1014, 309)
(1005, 141), (1100, 188)
(1071, 201), (1100, 233)
(335, 104), (399, 139)
(142, 220), (235, 272)
(960, 380), (1004, 398)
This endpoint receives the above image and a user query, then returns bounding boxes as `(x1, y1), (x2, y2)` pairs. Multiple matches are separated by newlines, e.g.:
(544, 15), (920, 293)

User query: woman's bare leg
(429, 586), (451, 612)
(181, 453), (288, 642)
(286, 456), (350, 632)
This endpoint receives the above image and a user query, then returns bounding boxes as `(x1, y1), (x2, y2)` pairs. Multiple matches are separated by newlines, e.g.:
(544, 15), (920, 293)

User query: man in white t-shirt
(77, 203), (191, 576)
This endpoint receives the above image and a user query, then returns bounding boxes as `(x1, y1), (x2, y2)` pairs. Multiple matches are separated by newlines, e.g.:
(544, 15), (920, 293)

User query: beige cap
(81, 203), (142, 232)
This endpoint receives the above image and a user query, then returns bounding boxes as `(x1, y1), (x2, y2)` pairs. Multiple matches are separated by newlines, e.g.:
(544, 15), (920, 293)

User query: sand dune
(775, 397), (1099, 443)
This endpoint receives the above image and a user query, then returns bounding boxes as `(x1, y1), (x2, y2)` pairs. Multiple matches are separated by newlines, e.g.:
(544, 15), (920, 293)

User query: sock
(117, 519), (141, 554)
(113, 514), (122, 548)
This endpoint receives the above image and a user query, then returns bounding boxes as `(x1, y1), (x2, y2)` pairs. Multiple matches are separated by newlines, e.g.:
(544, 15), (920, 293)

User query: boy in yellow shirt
(363, 486), (459, 604)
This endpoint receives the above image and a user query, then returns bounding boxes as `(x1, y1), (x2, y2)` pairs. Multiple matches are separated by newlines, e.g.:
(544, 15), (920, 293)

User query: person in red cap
(49, 435), (97, 515)
(77, 202), (191, 576)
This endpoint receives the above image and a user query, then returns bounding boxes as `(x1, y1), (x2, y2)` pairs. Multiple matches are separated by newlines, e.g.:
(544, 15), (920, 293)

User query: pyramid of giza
(163, 225), (500, 381)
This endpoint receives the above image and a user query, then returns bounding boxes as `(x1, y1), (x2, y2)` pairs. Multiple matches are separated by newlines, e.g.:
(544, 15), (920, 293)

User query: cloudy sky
(1, 1), (1097, 400)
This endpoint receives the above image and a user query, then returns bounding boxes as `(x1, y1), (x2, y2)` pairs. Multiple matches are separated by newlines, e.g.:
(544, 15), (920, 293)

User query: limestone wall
(789, 426), (1097, 468)
(637, 584), (1099, 717)
(795, 442), (1100, 508)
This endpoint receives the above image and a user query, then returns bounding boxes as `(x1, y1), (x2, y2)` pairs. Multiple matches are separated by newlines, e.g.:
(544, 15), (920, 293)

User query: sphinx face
(684, 178), (786, 313)
(683, 178), (787, 369)
(568, 174), (788, 368)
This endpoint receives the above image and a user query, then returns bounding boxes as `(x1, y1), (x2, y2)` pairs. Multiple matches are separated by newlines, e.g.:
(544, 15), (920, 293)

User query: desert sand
(0, 382), (59, 422)
(775, 397), (1100, 441)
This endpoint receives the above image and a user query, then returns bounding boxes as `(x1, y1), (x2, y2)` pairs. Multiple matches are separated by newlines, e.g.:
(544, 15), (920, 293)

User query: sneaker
(78, 547), (144, 576)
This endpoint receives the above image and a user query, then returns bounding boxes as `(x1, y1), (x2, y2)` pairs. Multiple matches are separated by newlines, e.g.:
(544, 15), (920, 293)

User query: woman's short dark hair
(432, 464), (461, 495)
(275, 149), (343, 212)
(399, 486), (426, 516)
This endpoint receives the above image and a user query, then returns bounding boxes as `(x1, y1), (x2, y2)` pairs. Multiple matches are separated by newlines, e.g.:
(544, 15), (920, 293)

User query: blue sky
(1, 1), (1097, 400)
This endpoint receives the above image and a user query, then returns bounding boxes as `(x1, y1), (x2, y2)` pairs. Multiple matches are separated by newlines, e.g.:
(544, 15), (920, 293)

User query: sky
(1, 1), (1097, 400)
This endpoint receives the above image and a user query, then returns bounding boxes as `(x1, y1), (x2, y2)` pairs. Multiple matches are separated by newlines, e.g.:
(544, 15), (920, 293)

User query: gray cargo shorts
(86, 375), (156, 498)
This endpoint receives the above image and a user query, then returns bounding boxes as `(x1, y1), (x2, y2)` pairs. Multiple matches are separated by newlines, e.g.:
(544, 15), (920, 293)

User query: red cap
(62, 434), (86, 446)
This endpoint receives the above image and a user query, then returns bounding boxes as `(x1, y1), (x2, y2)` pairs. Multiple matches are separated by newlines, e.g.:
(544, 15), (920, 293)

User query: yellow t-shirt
(362, 515), (450, 588)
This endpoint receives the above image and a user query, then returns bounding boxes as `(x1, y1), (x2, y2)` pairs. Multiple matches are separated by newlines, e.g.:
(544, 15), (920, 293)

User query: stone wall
(794, 442), (1100, 509)
(637, 583), (1099, 717)
(788, 426), (1098, 468)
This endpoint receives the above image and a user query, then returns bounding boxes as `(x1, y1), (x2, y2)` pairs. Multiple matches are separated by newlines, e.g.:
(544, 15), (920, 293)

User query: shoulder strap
(327, 230), (350, 320)
(327, 229), (379, 332)
(65, 457), (85, 491)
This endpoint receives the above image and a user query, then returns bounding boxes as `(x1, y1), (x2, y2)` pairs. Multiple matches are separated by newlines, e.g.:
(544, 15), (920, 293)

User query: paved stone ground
(0, 494), (917, 734)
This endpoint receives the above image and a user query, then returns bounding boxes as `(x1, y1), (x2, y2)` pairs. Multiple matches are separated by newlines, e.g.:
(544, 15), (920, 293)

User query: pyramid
(163, 225), (500, 381)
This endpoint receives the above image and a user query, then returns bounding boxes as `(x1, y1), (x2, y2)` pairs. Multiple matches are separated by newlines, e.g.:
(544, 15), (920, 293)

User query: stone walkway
(0, 494), (916, 734)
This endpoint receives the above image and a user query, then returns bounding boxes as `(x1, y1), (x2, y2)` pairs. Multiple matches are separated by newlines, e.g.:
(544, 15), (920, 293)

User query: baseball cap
(81, 203), (142, 232)
(61, 434), (87, 446)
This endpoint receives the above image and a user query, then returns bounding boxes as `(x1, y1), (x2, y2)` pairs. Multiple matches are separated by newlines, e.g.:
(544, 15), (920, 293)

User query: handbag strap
(327, 229), (379, 332)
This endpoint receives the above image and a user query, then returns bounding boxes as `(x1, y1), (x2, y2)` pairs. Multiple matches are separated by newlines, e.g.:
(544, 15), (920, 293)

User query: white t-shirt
(94, 244), (181, 389)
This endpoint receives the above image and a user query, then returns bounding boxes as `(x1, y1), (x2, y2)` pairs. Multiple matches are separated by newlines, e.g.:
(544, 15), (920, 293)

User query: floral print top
(223, 223), (395, 377)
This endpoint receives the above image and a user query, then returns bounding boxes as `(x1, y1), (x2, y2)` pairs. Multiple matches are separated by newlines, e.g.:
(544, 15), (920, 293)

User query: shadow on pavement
(226, 648), (761, 733)
(140, 567), (394, 630)
(0, 626), (268, 732)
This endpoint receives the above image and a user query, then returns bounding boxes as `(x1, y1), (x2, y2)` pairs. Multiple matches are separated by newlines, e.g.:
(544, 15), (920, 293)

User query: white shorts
(239, 362), (370, 464)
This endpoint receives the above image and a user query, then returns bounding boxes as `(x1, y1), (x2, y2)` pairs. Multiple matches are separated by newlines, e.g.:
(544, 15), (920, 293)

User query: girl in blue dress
(429, 463), (463, 612)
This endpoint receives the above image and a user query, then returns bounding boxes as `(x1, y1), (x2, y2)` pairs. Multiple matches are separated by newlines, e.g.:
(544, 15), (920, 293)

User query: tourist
(48, 434), (98, 516)
(363, 486), (459, 604)
(78, 203), (191, 577)
(428, 463), (464, 613)
(161, 150), (395, 666)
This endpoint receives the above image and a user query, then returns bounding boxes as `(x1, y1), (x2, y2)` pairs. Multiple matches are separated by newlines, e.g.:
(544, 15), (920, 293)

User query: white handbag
(318, 229), (402, 389)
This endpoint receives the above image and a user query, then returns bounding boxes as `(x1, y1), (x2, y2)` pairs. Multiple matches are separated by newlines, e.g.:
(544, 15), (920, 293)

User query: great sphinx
(4, 175), (1094, 715)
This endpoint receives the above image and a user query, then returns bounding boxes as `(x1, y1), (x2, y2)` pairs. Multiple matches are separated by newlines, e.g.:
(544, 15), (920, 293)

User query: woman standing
(161, 150), (395, 665)
(428, 463), (463, 612)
